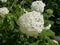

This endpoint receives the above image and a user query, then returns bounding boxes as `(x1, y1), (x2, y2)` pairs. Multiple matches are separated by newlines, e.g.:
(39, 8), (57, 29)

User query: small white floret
(53, 40), (59, 45)
(44, 24), (51, 30)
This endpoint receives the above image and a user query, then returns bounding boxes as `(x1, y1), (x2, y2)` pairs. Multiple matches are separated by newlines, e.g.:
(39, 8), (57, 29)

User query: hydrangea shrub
(0, 0), (60, 45)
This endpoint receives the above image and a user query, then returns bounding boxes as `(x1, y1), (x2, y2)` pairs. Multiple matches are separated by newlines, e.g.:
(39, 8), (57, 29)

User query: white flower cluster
(0, 0), (7, 2)
(31, 1), (45, 13)
(53, 40), (59, 45)
(18, 1), (51, 36)
(18, 11), (44, 36)
(0, 7), (9, 17)
(31, 1), (51, 30)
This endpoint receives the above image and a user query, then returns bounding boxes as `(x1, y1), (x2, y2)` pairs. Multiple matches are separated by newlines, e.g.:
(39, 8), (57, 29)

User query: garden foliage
(0, 0), (60, 45)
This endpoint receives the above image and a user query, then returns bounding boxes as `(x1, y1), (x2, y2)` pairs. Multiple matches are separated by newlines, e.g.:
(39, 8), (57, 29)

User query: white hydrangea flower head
(44, 24), (51, 30)
(31, 1), (45, 13)
(53, 40), (59, 45)
(0, 7), (9, 17)
(18, 11), (44, 36)
(0, 0), (7, 2)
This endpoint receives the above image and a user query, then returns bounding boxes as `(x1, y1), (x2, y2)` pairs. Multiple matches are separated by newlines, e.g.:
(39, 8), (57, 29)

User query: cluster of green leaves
(32, 30), (57, 45)
(43, 0), (60, 36)
(43, 9), (54, 27)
